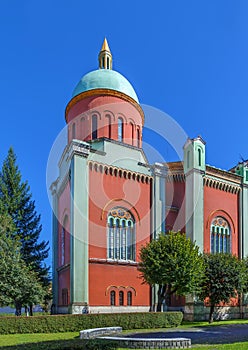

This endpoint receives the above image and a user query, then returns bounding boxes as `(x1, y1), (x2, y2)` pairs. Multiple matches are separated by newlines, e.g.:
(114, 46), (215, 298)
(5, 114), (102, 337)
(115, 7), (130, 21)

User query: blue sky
(1, 0), (248, 265)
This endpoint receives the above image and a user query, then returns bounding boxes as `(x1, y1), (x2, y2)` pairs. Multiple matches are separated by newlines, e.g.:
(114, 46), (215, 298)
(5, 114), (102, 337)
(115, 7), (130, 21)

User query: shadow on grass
(0, 337), (118, 350)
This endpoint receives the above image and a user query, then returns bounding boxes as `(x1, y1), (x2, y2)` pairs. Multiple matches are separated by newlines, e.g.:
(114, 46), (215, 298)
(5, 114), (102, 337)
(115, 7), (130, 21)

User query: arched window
(107, 208), (135, 261)
(187, 150), (190, 169)
(61, 227), (65, 266)
(198, 148), (202, 167)
(92, 115), (98, 139)
(106, 114), (111, 138)
(107, 56), (110, 69)
(211, 217), (231, 253)
(137, 128), (140, 147)
(119, 291), (124, 306)
(127, 291), (132, 306)
(72, 123), (76, 140)
(118, 118), (124, 142)
(130, 123), (134, 145)
(110, 291), (116, 306)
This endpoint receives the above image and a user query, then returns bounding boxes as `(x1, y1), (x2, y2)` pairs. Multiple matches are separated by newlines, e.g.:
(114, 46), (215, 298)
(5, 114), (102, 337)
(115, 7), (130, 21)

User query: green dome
(72, 69), (139, 103)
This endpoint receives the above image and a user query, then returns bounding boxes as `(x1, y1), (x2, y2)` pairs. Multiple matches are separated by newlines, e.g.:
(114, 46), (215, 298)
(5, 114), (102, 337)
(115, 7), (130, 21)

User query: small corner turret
(183, 136), (206, 174)
(235, 160), (248, 185)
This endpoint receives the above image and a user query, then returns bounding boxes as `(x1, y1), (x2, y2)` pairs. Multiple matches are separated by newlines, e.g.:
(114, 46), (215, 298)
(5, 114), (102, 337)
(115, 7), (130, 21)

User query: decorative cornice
(204, 176), (240, 194)
(167, 173), (185, 183)
(65, 89), (145, 125)
(88, 160), (152, 185)
(67, 140), (90, 160)
(206, 165), (242, 184)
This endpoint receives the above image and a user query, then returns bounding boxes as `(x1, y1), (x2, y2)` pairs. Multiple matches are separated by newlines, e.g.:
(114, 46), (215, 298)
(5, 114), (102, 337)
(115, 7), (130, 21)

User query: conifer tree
(0, 147), (50, 313)
(0, 213), (45, 315)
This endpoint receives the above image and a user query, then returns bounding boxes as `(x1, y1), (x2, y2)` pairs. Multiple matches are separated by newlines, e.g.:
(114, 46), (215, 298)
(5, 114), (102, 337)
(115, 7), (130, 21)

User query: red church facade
(51, 39), (248, 319)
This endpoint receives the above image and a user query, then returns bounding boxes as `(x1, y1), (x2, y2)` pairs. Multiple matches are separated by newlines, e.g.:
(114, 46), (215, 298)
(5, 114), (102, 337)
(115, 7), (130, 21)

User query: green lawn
(0, 320), (248, 349)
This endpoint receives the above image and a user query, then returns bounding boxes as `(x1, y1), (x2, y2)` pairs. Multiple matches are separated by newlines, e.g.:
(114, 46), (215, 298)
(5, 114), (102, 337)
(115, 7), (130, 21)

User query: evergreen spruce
(0, 213), (45, 315)
(0, 147), (50, 314)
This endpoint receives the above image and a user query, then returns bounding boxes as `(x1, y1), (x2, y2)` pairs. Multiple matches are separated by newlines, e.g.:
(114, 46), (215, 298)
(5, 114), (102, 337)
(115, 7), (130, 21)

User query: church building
(51, 39), (248, 319)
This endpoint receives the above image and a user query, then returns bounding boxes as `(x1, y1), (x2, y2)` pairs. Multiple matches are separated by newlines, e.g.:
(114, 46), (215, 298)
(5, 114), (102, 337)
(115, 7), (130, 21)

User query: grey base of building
(183, 303), (248, 321)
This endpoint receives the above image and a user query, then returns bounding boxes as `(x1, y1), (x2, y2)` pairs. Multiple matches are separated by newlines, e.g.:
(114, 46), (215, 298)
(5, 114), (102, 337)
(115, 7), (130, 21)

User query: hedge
(0, 312), (183, 334)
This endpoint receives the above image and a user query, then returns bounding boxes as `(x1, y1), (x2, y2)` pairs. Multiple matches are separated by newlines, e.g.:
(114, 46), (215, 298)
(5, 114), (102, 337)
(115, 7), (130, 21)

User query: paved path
(127, 324), (248, 345)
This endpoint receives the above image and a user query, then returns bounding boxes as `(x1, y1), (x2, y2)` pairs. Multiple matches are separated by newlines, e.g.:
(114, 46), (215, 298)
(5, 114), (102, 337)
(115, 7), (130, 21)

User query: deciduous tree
(139, 232), (204, 312)
(199, 253), (247, 323)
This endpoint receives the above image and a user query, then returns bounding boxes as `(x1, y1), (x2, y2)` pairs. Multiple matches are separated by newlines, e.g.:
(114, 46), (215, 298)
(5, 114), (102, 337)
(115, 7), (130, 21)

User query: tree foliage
(199, 253), (248, 323)
(0, 147), (50, 313)
(139, 232), (204, 311)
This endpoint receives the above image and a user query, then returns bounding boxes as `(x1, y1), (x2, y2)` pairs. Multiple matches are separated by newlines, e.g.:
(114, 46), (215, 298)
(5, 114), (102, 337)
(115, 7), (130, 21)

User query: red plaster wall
(58, 182), (71, 267)
(58, 268), (70, 306)
(57, 182), (71, 303)
(66, 95), (143, 147)
(166, 181), (185, 232)
(88, 166), (151, 306)
(204, 185), (239, 255)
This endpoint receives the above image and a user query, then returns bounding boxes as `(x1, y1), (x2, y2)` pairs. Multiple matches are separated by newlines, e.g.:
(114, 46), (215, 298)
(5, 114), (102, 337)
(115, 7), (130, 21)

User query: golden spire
(101, 37), (111, 52)
(98, 38), (112, 70)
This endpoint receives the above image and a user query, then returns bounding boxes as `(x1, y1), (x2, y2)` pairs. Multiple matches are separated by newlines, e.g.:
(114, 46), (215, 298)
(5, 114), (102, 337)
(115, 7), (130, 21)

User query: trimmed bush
(0, 312), (183, 335)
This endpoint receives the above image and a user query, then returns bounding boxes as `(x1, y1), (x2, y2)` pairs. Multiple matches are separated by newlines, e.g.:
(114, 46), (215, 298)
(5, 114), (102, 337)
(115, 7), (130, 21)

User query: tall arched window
(119, 291), (124, 306)
(130, 123), (134, 145)
(72, 123), (76, 140)
(61, 227), (65, 266)
(187, 150), (190, 169)
(118, 118), (124, 142)
(107, 208), (135, 261)
(198, 148), (202, 167)
(110, 291), (116, 306)
(137, 128), (140, 147)
(92, 115), (98, 139)
(106, 114), (111, 139)
(127, 291), (132, 306)
(211, 217), (230, 253)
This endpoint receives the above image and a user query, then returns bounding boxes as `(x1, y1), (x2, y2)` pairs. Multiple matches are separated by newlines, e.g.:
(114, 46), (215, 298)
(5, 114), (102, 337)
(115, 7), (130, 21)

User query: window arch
(211, 217), (231, 253)
(110, 291), (116, 306)
(118, 117), (124, 142)
(107, 208), (135, 261)
(92, 115), (98, 139)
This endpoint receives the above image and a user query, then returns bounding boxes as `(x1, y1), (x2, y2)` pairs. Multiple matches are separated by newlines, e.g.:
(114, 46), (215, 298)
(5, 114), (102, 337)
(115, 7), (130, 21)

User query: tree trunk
(29, 304), (33, 316)
(25, 306), (29, 316)
(209, 304), (215, 323)
(15, 302), (22, 316)
(156, 285), (165, 312)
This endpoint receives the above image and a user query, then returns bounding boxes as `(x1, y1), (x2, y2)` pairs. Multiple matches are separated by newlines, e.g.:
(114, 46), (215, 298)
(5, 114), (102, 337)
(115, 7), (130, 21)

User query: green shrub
(0, 312), (183, 335)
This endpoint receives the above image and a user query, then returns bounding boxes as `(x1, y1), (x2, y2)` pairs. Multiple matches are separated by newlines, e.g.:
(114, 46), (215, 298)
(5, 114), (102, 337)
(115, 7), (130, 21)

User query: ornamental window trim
(107, 207), (135, 261)
(210, 217), (231, 254)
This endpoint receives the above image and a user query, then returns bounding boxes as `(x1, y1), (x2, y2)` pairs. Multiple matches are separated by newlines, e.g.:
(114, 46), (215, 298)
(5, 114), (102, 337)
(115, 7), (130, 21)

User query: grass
(0, 319), (248, 349)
